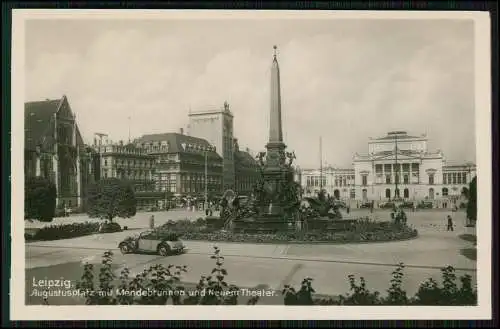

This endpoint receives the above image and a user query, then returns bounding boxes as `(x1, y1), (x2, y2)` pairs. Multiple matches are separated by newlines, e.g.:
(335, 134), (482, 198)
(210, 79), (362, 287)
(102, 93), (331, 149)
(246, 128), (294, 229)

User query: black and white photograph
(10, 9), (492, 320)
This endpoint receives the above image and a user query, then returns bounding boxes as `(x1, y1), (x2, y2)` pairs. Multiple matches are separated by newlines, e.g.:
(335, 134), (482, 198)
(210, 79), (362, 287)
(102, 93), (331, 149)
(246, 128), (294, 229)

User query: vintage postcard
(10, 9), (491, 320)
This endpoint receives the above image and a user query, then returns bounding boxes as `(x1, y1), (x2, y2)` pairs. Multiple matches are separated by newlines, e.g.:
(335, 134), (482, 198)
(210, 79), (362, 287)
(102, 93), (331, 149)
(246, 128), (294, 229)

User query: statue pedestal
(232, 214), (290, 233)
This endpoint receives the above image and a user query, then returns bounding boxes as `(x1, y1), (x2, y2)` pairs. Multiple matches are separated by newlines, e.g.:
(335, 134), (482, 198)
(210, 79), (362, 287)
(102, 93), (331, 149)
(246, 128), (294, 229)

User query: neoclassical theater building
(301, 131), (476, 208)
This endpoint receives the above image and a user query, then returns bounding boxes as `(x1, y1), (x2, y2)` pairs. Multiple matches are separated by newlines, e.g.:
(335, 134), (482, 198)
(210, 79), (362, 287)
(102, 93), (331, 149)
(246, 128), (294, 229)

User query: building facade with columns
(24, 96), (94, 211)
(300, 131), (476, 208)
(353, 131), (476, 206)
(301, 167), (356, 200)
(135, 132), (223, 202)
(93, 133), (164, 211)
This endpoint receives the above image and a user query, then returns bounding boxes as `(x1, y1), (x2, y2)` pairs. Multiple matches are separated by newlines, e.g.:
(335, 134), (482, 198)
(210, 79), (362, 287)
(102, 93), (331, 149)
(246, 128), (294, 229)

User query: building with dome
(300, 131), (476, 208)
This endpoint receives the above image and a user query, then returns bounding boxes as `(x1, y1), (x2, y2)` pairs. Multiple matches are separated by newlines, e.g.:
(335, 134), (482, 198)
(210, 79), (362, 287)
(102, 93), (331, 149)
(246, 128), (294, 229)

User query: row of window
(103, 169), (152, 180)
(352, 172), (470, 187)
(306, 187), (461, 200)
(236, 177), (258, 192)
(443, 172), (468, 185)
(103, 158), (154, 168)
(375, 163), (420, 173)
(368, 173), (419, 185)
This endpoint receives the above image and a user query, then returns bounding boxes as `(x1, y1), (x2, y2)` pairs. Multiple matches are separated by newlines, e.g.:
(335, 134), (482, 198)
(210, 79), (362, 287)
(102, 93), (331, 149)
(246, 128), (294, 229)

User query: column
(88, 157), (92, 182)
(53, 113), (59, 207)
(35, 154), (41, 177)
(53, 153), (59, 207)
(76, 149), (81, 208)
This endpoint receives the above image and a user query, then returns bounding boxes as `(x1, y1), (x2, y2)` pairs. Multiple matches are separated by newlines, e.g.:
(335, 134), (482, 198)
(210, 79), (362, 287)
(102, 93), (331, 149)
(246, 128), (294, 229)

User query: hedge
(159, 218), (418, 244)
(25, 221), (122, 241)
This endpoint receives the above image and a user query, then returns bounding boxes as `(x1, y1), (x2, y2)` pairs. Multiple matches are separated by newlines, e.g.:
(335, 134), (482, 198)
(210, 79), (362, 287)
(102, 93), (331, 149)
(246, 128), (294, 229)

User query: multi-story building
(233, 138), (260, 196)
(135, 132), (223, 201)
(93, 133), (164, 211)
(25, 95), (95, 211)
(301, 167), (356, 200)
(187, 102), (235, 191)
(353, 131), (476, 206)
(300, 131), (476, 208)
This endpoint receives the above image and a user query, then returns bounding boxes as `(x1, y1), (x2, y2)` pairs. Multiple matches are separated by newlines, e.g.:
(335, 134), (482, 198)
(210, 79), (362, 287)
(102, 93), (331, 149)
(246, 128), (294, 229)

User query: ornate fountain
(229, 46), (302, 233)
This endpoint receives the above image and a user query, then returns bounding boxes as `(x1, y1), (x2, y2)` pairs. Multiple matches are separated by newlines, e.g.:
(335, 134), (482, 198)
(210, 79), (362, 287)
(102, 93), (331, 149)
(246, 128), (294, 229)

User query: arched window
(385, 188), (391, 199)
(404, 188), (409, 198)
(333, 189), (340, 199)
(429, 188), (435, 200)
(362, 189), (368, 200)
(442, 187), (449, 196)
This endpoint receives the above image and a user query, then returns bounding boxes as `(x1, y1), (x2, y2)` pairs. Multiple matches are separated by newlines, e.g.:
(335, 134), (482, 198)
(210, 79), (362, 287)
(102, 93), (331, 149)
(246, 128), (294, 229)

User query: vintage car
(359, 202), (372, 209)
(118, 230), (187, 256)
(400, 201), (415, 209)
(417, 201), (434, 209)
(379, 201), (395, 209)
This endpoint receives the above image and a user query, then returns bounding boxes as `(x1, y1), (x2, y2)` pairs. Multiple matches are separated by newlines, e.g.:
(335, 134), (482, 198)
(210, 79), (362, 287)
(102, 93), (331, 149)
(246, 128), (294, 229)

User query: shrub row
(25, 221), (122, 241)
(159, 218), (418, 244)
(55, 247), (476, 306)
(178, 228), (417, 244)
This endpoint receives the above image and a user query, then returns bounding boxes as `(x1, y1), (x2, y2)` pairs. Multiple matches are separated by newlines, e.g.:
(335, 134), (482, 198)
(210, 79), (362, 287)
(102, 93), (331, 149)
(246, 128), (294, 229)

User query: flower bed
(25, 222), (101, 241)
(158, 217), (418, 244)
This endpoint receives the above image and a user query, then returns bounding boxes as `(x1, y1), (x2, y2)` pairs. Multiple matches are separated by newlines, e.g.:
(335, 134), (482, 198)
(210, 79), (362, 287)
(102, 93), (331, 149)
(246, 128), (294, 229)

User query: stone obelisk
(262, 45), (291, 218)
(265, 45), (286, 168)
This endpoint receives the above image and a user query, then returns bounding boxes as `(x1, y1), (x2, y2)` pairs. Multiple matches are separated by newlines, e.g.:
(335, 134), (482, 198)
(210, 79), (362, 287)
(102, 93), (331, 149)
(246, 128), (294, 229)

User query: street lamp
(204, 150), (208, 211)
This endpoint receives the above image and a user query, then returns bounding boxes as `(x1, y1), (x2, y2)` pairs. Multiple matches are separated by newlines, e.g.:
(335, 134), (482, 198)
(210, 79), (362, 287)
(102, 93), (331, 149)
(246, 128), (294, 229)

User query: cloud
(24, 18), (476, 168)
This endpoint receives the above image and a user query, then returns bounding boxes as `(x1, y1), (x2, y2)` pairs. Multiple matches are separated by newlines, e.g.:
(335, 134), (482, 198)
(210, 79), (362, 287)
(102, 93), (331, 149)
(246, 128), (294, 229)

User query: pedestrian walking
(447, 215), (454, 231)
(149, 215), (155, 229)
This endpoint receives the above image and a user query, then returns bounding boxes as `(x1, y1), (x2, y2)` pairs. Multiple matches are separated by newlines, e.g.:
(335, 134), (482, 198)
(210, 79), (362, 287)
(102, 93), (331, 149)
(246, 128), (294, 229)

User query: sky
(24, 16), (476, 168)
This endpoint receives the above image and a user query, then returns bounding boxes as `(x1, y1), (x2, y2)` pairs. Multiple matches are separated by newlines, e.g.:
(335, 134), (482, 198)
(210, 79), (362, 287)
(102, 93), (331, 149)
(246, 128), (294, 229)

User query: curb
(176, 231), (419, 246)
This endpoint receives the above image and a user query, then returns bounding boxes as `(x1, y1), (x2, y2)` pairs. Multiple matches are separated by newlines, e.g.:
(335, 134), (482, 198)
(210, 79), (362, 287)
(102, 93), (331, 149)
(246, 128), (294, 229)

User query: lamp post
(204, 150), (208, 211)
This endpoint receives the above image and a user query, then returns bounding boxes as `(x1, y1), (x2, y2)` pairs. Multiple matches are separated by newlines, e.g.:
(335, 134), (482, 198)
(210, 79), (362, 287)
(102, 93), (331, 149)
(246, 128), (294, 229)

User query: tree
(87, 178), (136, 221)
(466, 176), (477, 226)
(25, 176), (57, 222)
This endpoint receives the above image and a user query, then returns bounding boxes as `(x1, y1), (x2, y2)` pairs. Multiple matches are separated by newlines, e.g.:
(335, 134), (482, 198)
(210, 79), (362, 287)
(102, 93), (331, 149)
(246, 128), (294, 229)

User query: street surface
(25, 209), (477, 305)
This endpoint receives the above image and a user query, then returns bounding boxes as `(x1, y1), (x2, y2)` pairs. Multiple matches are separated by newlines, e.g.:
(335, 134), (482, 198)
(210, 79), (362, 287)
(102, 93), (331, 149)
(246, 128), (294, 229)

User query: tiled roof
(235, 150), (258, 167)
(135, 133), (221, 158)
(25, 98), (62, 151)
(443, 161), (476, 168)
(25, 96), (85, 152)
(373, 131), (421, 141)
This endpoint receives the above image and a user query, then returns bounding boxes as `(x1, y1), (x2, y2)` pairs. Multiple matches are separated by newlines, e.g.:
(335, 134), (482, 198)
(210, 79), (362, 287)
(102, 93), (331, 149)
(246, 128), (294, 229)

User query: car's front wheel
(158, 244), (171, 256)
(120, 243), (131, 254)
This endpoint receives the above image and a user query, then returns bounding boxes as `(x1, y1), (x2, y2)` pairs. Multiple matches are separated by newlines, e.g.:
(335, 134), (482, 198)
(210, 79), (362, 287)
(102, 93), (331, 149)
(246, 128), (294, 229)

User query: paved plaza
(25, 209), (477, 305)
